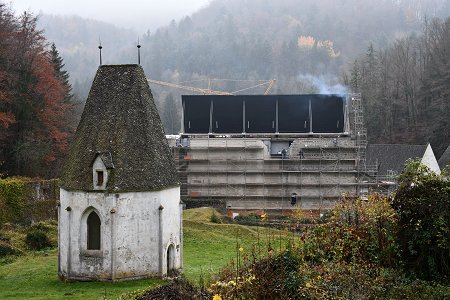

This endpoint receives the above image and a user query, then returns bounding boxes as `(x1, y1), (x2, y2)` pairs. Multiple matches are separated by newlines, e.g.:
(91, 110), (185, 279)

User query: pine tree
(50, 43), (73, 102)
(361, 43), (383, 141)
(350, 60), (361, 92)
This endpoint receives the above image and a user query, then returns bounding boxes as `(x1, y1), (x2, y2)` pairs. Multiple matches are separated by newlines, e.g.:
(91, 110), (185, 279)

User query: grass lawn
(0, 251), (164, 300)
(183, 208), (290, 283)
(0, 208), (290, 299)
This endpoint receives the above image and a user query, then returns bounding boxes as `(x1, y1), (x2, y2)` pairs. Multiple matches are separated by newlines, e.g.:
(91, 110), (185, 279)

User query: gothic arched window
(87, 211), (101, 250)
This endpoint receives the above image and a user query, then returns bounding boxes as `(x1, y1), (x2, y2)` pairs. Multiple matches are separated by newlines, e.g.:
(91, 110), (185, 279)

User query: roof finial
(137, 37), (141, 65)
(98, 38), (103, 66)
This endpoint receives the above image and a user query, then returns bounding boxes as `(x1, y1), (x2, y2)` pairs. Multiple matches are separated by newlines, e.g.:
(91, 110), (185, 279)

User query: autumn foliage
(0, 4), (73, 178)
(205, 165), (450, 299)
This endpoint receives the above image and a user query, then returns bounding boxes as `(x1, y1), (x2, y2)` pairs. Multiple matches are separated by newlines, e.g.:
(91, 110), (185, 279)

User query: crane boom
(264, 79), (276, 95)
(147, 78), (276, 95)
(147, 79), (232, 95)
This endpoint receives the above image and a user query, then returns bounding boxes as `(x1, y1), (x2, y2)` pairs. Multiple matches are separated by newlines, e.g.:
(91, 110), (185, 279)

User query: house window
(96, 171), (104, 186)
(87, 211), (101, 250)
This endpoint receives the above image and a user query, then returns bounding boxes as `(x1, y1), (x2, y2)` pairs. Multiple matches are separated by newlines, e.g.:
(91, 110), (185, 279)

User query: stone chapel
(58, 64), (182, 281)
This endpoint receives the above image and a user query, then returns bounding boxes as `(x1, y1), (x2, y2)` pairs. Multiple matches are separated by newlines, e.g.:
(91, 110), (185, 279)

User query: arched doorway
(166, 244), (175, 276)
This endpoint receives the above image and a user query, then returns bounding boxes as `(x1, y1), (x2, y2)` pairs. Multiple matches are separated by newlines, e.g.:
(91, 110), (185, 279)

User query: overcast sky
(9, 0), (211, 31)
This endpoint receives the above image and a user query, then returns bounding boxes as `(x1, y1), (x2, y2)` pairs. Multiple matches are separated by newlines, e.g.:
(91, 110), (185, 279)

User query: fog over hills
(12, 0), (211, 32)
(33, 1), (449, 87)
(38, 14), (137, 89)
(2, 0), (448, 180)
(19, 0), (450, 153)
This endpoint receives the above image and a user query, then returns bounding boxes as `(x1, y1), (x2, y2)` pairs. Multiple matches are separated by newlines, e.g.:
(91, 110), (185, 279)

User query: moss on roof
(61, 64), (179, 192)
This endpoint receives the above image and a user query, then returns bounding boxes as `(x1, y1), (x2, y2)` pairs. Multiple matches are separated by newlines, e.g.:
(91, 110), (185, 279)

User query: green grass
(183, 207), (291, 283)
(0, 208), (290, 299)
(0, 250), (163, 299)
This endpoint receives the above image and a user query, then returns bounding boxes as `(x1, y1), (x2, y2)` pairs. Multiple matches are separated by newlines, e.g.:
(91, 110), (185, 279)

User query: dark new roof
(438, 145), (450, 169)
(61, 64), (178, 192)
(366, 144), (427, 176)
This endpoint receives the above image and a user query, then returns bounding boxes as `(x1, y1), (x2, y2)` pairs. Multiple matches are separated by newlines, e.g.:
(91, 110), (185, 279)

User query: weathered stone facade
(58, 187), (182, 280)
(59, 64), (181, 281)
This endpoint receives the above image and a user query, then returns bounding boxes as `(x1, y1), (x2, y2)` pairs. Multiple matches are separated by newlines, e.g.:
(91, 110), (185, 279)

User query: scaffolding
(351, 93), (368, 176)
(349, 93), (392, 196)
(171, 94), (371, 213)
(172, 135), (361, 214)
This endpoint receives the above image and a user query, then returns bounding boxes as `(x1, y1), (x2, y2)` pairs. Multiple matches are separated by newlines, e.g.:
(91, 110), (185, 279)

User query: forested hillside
(136, 0), (449, 152)
(2, 0), (449, 178)
(142, 0), (420, 80)
(350, 18), (450, 155)
(140, 0), (448, 81)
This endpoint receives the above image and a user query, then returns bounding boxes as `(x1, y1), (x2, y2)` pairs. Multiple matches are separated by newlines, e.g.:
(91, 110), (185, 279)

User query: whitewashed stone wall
(58, 186), (182, 281)
(91, 157), (108, 190)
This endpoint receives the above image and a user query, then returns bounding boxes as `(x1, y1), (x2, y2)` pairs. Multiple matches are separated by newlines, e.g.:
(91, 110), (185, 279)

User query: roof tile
(366, 144), (427, 176)
(61, 65), (179, 191)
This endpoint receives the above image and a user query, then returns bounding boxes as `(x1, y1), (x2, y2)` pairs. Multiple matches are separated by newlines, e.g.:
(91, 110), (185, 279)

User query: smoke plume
(297, 74), (347, 95)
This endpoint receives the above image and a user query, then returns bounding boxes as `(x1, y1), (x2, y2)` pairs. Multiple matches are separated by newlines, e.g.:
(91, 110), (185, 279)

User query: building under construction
(168, 93), (368, 216)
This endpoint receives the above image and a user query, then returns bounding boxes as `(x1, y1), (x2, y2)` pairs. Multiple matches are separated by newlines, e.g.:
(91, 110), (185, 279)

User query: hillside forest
(1, 0), (450, 178)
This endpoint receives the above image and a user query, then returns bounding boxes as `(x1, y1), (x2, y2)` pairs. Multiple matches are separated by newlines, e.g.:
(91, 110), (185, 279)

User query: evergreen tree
(50, 43), (72, 102)
(350, 60), (361, 92)
(361, 44), (383, 141)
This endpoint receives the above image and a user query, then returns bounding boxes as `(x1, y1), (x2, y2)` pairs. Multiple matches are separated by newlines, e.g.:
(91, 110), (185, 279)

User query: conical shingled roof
(61, 64), (179, 191)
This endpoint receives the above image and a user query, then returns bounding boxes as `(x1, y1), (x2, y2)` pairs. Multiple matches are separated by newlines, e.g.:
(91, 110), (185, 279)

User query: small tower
(58, 65), (182, 281)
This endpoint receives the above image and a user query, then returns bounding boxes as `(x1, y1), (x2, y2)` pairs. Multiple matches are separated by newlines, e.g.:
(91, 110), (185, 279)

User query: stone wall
(0, 178), (59, 227)
(58, 186), (182, 281)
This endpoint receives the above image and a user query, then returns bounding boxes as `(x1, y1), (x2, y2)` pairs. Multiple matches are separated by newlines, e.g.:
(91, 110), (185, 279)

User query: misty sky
(9, 0), (211, 31)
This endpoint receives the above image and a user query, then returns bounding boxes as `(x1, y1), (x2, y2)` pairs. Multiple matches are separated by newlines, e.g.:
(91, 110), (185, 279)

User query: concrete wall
(172, 136), (360, 212)
(225, 198), (338, 210)
(58, 186), (181, 281)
